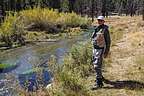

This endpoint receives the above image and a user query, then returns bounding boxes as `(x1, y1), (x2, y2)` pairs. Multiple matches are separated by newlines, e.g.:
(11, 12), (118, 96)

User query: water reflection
(18, 68), (52, 91)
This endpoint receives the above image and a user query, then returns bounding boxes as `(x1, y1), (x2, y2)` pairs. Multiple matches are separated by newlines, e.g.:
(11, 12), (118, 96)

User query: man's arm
(104, 28), (111, 57)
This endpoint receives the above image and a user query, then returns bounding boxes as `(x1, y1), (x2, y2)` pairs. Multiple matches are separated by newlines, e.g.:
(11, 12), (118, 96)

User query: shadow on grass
(103, 78), (144, 90)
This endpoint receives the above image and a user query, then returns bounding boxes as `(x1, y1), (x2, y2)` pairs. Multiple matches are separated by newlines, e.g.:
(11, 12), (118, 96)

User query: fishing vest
(92, 28), (106, 48)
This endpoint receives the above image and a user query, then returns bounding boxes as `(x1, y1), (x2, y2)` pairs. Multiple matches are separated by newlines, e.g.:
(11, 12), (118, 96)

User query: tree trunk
(69, 0), (75, 12)
(142, 1), (144, 20)
(101, 0), (106, 17)
(118, 1), (123, 16)
(0, 0), (6, 23)
(91, 0), (94, 22)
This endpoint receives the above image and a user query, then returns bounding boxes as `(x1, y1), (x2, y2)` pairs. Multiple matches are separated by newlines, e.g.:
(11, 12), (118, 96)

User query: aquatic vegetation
(18, 67), (52, 92)
(0, 63), (18, 73)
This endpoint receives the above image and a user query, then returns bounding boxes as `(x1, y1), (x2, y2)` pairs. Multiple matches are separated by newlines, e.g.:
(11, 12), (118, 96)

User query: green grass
(20, 67), (42, 75)
(110, 26), (124, 46)
(47, 41), (92, 96)
(0, 63), (16, 69)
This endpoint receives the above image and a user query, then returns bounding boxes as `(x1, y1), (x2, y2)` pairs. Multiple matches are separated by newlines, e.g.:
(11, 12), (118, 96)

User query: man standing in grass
(91, 16), (111, 89)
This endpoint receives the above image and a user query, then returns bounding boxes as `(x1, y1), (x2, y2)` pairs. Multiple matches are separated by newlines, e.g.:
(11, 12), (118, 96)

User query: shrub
(0, 13), (26, 47)
(0, 13), (17, 47)
(0, 8), (90, 47)
(48, 41), (92, 96)
(20, 8), (90, 33)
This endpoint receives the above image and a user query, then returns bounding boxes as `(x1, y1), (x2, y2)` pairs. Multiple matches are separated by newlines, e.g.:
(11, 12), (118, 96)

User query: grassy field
(86, 16), (144, 96)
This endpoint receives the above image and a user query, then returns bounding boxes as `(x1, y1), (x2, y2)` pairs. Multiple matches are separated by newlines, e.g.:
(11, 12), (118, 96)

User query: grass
(20, 8), (91, 33)
(0, 14), (17, 47)
(25, 27), (84, 41)
(48, 16), (144, 96)
(16, 41), (93, 96)
(47, 42), (93, 96)
(46, 19), (133, 95)
(102, 16), (144, 96)
(0, 63), (17, 69)
(0, 8), (91, 48)
(110, 26), (124, 46)
(0, 13), (25, 47)
(135, 55), (144, 66)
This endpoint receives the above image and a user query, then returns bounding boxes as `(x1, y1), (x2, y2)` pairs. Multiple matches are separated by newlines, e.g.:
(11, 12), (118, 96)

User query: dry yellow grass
(87, 16), (144, 96)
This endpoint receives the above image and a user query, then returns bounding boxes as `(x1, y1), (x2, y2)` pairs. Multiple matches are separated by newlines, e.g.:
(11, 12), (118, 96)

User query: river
(0, 29), (93, 96)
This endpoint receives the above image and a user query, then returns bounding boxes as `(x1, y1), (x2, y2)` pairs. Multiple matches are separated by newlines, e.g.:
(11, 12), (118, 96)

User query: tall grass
(48, 41), (92, 96)
(17, 42), (92, 96)
(110, 26), (124, 46)
(20, 8), (90, 32)
(0, 14), (16, 47)
(0, 8), (90, 48)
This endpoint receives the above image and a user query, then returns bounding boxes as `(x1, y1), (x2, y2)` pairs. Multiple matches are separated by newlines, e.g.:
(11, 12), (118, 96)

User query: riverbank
(0, 8), (91, 49)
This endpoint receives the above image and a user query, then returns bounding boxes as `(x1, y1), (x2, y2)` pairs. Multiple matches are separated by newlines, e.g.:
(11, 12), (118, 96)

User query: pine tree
(61, 0), (69, 12)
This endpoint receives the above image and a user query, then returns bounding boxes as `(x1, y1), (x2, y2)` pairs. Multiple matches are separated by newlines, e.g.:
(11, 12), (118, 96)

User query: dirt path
(88, 16), (144, 96)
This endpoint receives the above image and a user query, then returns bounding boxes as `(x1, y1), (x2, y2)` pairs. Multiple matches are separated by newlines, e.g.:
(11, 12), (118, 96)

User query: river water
(0, 30), (93, 96)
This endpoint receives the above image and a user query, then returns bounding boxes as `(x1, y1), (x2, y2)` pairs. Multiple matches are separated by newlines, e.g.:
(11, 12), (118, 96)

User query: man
(91, 16), (111, 89)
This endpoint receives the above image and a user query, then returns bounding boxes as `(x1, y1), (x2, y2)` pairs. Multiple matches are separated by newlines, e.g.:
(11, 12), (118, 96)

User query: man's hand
(103, 53), (108, 58)
(103, 52), (110, 58)
(93, 65), (97, 69)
